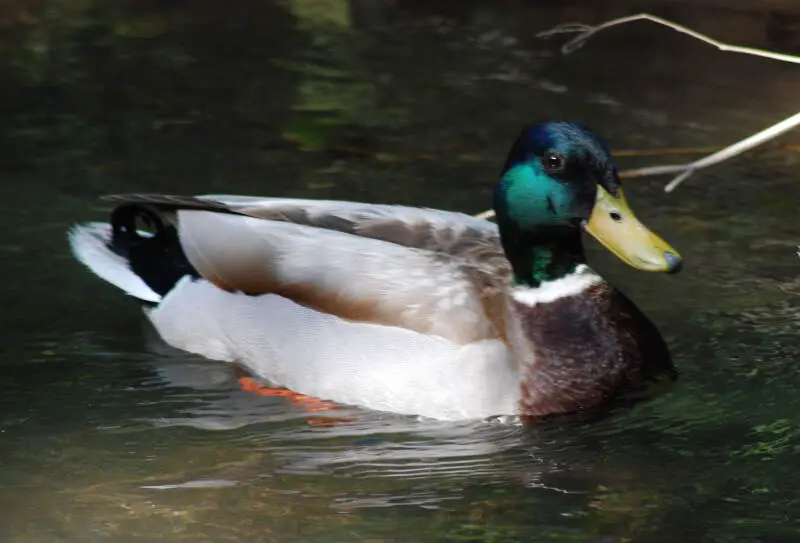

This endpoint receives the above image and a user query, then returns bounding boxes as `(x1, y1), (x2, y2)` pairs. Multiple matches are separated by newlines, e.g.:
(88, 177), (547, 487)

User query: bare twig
(630, 111), (800, 192)
(537, 13), (800, 64)
(536, 13), (800, 193)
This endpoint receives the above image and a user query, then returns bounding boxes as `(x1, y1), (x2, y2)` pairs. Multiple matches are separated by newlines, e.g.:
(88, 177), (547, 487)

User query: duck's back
(73, 194), (515, 342)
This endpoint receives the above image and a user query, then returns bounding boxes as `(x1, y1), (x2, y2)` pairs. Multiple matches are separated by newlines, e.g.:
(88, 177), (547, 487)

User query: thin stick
(633, 111), (800, 192)
(537, 13), (800, 64)
(533, 13), (800, 192)
(613, 146), (720, 157)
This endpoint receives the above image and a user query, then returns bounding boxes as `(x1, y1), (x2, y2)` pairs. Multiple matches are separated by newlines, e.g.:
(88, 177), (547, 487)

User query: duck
(68, 121), (682, 421)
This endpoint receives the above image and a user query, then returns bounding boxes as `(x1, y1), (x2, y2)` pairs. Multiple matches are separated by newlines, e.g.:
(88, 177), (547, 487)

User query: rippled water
(1, 1), (799, 541)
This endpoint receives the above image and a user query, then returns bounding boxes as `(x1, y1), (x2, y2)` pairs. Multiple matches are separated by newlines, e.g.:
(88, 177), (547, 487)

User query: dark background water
(1, 1), (799, 541)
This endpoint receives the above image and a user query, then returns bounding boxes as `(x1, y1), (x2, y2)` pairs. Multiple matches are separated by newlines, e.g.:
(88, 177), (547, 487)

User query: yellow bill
(583, 186), (682, 273)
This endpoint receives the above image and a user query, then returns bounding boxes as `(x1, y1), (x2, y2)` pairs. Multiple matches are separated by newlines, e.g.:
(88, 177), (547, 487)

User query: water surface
(1, 1), (799, 541)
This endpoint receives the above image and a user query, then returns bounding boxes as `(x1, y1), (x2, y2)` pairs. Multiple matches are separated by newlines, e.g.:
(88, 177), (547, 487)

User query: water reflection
(1, 0), (800, 542)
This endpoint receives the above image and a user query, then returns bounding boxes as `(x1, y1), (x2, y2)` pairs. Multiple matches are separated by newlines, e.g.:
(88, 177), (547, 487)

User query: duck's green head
(494, 121), (681, 279)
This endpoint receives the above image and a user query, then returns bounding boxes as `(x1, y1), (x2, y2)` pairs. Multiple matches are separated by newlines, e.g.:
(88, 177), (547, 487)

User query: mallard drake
(69, 121), (681, 421)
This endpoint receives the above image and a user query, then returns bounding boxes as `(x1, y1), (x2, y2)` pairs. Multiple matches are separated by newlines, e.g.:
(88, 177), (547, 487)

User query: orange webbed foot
(238, 377), (347, 418)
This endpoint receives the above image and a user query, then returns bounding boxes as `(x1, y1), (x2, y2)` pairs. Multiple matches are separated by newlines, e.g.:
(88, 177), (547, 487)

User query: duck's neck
(498, 221), (585, 288)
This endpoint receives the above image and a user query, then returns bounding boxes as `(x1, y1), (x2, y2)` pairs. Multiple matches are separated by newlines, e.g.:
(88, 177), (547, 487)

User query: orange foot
(238, 377), (344, 414)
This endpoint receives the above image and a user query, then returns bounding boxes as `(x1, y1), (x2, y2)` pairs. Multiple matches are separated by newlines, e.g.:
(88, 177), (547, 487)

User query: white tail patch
(510, 265), (602, 307)
(68, 223), (162, 303)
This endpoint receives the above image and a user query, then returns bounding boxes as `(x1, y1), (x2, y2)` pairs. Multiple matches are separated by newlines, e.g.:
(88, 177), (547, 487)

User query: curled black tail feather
(109, 204), (200, 297)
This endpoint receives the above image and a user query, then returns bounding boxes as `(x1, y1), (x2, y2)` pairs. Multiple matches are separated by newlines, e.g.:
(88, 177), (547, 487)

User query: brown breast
(509, 283), (675, 417)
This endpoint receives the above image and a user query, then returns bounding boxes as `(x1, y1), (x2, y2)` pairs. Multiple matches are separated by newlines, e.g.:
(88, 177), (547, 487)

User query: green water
(1, 1), (799, 541)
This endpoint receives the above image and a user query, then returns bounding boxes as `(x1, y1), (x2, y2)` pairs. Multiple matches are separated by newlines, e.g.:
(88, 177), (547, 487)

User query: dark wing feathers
(101, 193), (234, 213)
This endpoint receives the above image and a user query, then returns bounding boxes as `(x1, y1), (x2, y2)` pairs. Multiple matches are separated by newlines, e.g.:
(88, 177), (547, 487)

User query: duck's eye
(542, 152), (565, 174)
